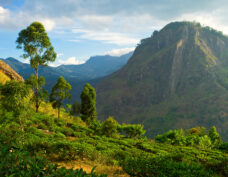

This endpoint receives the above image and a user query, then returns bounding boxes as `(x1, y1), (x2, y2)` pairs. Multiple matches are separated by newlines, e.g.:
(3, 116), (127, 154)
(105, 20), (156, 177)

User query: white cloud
(57, 53), (64, 58)
(176, 11), (228, 34)
(21, 59), (30, 64)
(2, 0), (228, 48)
(72, 28), (139, 45)
(0, 6), (56, 31)
(68, 39), (80, 42)
(105, 47), (135, 56)
(79, 15), (113, 31)
(51, 56), (86, 67)
(0, 6), (10, 24)
(39, 18), (55, 31)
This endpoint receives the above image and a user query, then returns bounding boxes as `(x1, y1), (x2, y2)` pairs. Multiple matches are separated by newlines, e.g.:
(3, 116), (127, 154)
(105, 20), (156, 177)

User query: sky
(1, 0), (228, 66)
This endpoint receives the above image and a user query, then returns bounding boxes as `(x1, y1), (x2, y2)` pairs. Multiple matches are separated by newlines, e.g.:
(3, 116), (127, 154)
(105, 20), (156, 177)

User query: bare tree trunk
(35, 67), (39, 112)
(58, 107), (60, 119)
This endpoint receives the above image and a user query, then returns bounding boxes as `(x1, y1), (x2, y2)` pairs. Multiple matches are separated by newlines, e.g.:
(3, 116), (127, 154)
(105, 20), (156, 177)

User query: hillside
(1, 52), (132, 102)
(0, 52), (227, 176)
(96, 22), (228, 141)
(0, 60), (24, 84)
(0, 88), (227, 176)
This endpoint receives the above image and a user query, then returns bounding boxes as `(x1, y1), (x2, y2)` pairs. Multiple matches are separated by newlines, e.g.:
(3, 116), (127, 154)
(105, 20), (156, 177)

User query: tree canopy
(16, 21), (56, 112)
(50, 76), (71, 118)
(16, 22), (56, 71)
(80, 83), (97, 124)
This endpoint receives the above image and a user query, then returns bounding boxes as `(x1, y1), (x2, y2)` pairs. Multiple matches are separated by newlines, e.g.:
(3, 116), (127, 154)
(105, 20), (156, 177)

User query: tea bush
(121, 156), (216, 177)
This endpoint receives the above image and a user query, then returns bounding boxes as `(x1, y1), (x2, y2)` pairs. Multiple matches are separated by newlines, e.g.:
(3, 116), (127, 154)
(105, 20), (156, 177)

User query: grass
(0, 72), (10, 84)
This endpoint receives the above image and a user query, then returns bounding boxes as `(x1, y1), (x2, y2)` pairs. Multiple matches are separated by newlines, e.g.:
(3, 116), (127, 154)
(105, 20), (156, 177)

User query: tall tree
(16, 22), (56, 112)
(50, 76), (71, 118)
(25, 74), (48, 111)
(80, 83), (97, 124)
(208, 126), (222, 148)
(70, 101), (81, 116)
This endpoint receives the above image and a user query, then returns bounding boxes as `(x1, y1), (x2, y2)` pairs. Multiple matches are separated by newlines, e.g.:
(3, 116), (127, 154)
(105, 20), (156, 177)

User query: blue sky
(1, 0), (228, 66)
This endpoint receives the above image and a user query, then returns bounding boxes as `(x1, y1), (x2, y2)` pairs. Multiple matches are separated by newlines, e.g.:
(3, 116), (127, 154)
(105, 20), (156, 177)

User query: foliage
(71, 101), (81, 116)
(209, 126), (222, 148)
(220, 142), (228, 153)
(16, 21), (56, 70)
(101, 117), (118, 138)
(16, 21), (56, 112)
(118, 124), (146, 138)
(155, 129), (185, 145)
(80, 83), (97, 123)
(0, 81), (30, 114)
(0, 135), (106, 177)
(121, 156), (216, 177)
(155, 126), (223, 149)
(50, 76), (71, 118)
(65, 104), (72, 114)
(0, 84), (227, 176)
(26, 74), (48, 111)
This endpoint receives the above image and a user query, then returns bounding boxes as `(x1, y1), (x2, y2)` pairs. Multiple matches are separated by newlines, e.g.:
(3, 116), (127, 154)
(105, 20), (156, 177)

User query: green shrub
(121, 156), (216, 177)
(101, 117), (118, 137)
(220, 142), (228, 152)
(0, 143), (106, 177)
(60, 127), (74, 136)
(54, 132), (66, 139)
(118, 124), (146, 138)
(209, 126), (222, 148)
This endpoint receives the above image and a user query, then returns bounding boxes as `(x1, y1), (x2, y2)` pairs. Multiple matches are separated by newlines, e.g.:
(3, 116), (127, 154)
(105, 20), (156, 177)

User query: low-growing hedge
(121, 156), (217, 177)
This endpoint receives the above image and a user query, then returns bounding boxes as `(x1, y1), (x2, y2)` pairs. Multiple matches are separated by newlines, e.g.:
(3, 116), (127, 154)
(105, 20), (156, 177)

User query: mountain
(96, 21), (228, 141)
(0, 60), (24, 84)
(56, 52), (132, 79)
(1, 52), (132, 101)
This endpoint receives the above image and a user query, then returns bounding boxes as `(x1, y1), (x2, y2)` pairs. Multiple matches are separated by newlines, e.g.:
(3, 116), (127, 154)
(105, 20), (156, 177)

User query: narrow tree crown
(50, 76), (71, 109)
(16, 22), (56, 69)
(26, 74), (48, 108)
(80, 83), (97, 123)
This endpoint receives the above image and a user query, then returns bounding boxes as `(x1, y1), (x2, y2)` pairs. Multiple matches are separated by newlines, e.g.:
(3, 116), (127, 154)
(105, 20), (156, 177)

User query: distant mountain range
(96, 22), (228, 140)
(1, 52), (133, 102)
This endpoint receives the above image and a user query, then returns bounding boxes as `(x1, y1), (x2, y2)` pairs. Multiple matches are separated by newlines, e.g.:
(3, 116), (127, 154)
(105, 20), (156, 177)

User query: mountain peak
(96, 21), (228, 140)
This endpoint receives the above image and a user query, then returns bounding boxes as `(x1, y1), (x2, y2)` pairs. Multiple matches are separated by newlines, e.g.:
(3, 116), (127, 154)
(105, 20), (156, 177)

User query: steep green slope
(96, 22), (228, 140)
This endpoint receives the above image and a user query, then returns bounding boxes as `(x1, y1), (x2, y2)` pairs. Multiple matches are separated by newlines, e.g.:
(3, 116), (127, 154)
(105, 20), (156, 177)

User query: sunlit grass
(36, 101), (86, 126)
(0, 72), (10, 84)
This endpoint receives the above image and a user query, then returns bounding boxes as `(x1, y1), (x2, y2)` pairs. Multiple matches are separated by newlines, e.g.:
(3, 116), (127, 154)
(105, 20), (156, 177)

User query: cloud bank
(2, 0), (228, 65)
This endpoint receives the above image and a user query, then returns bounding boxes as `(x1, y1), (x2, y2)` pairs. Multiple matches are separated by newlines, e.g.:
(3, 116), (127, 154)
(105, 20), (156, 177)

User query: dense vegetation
(0, 79), (227, 176)
(0, 21), (227, 176)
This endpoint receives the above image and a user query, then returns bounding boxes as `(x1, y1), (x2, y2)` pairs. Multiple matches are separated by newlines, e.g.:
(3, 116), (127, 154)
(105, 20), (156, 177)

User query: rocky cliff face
(0, 60), (24, 83)
(96, 22), (228, 140)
